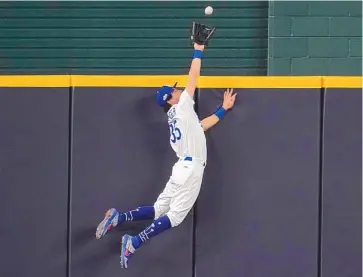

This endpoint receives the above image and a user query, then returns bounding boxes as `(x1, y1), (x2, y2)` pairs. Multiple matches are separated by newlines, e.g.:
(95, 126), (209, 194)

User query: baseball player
(95, 42), (236, 269)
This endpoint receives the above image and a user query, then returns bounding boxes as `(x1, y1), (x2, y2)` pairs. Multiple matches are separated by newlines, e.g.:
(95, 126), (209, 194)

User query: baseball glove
(190, 21), (216, 46)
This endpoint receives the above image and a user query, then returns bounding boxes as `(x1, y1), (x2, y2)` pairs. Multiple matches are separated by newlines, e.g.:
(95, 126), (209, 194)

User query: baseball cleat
(120, 234), (136, 269)
(95, 208), (119, 239)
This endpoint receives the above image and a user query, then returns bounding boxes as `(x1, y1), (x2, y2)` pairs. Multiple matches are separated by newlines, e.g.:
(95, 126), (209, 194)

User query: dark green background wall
(268, 1), (362, 76)
(0, 1), (361, 76)
(0, 1), (268, 75)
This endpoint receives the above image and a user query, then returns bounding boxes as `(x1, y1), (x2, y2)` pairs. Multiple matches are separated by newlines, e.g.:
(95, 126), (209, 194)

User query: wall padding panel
(0, 88), (69, 277)
(321, 88), (362, 277)
(196, 88), (321, 277)
(70, 88), (193, 277)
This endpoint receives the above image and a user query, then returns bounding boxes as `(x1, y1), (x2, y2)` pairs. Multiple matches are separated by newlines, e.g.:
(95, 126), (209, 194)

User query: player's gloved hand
(190, 21), (216, 46)
(222, 88), (237, 110)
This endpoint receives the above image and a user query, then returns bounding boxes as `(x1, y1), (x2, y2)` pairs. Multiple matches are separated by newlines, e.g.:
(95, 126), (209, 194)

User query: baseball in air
(205, 6), (213, 15)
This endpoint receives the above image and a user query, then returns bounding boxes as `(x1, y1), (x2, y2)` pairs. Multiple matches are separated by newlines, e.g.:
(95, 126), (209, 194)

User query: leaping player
(95, 42), (236, 269)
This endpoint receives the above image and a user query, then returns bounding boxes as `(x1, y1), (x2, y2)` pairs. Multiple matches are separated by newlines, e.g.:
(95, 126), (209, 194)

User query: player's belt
(184, 156), (206, 167)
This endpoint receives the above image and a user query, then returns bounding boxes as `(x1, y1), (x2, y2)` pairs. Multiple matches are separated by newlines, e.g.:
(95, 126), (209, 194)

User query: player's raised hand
(222, 88), (236, 110)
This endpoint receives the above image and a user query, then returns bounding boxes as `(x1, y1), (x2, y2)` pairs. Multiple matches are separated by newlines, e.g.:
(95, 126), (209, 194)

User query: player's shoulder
(179, 89), (194, 104)
(180, 89), (191, 98)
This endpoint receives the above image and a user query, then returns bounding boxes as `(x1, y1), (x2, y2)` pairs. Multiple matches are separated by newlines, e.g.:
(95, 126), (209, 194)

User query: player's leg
(153, 178), (177, 219)
(95, 206), (155, 239)
(124, 179), (202, 252)
(165, 169), (203, 228)
(119, 180), (177, 268)
(120, 161), (204, 268)
(96, 179), (175, 239)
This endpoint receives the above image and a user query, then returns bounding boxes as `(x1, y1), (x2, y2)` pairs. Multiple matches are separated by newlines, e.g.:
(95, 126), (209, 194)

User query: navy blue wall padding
(196, 88), (321, 277)
(0, 85), (361, 277)
(70, 88), (193, 277)
(0, 88), (69, 277)
(321, 88), (362, 277)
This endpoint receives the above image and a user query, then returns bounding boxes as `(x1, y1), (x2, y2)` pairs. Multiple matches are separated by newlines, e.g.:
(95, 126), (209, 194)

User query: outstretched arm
(201, 89), (236, 132)
(185, 43), (205, 98)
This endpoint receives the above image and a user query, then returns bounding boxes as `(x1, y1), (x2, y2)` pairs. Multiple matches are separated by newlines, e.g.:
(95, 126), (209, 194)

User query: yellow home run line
(322, 76), (363, 88)
(0, 75), (361, 88)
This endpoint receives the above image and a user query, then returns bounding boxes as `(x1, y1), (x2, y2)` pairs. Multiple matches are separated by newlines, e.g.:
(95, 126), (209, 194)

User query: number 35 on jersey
(169, 119), (181, 143)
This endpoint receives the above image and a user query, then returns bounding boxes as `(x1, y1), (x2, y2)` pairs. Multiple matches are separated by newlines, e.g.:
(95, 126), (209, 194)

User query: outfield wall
(0, 76), (361, 277)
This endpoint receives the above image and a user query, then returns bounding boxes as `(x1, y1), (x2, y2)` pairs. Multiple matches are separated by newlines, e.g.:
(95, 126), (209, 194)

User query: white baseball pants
(153, 158), (205, 227)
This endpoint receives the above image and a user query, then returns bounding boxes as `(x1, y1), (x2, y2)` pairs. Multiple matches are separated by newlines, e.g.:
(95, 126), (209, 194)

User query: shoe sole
(120, 235), (128, 269)
(95, 208), (116, 239)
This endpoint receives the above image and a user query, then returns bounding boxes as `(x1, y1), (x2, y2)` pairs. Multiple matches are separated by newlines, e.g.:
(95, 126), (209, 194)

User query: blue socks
(117, 206), (155, 225)
(116, 207), (172, 250)
(131, 215), (172, 249)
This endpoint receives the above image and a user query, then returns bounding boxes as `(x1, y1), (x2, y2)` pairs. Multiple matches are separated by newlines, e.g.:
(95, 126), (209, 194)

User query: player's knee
(166, 211), (187, 227)
(153, 203), (168, 220)
(153, 203), (162, 219)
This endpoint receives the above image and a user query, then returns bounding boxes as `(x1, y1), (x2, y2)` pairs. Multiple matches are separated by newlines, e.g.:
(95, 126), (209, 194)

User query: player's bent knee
(153, 204), (162, 220)
(153, 203), (168, 220)
(166, 211), (187, 227)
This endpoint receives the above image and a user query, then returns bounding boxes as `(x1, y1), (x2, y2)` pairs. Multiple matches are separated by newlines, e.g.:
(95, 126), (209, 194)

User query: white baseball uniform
(153, 90), (207, 227)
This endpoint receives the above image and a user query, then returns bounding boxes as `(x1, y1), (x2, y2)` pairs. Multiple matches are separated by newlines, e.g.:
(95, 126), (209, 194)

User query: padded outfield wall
(0, 76), (361, 277)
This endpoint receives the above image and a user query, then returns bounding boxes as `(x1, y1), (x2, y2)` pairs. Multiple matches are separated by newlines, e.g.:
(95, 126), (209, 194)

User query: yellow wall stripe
(0, 75), (71, 87)
(0, 75), (361, 88)
(198, 76), (323, 88)
(71, 75), (189, 87)
(322, 76), (363, 88)
(71, 75), (323, 88)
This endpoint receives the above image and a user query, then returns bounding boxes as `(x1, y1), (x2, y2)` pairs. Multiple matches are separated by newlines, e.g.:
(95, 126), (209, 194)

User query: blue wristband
(193, 50), (203, 59)
(214, 106), (227, 120)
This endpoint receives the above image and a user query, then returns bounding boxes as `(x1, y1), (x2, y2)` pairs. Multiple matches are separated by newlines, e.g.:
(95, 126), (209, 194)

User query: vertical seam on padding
(66, 85), (75, 277)
(317, 87), (326, 277)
